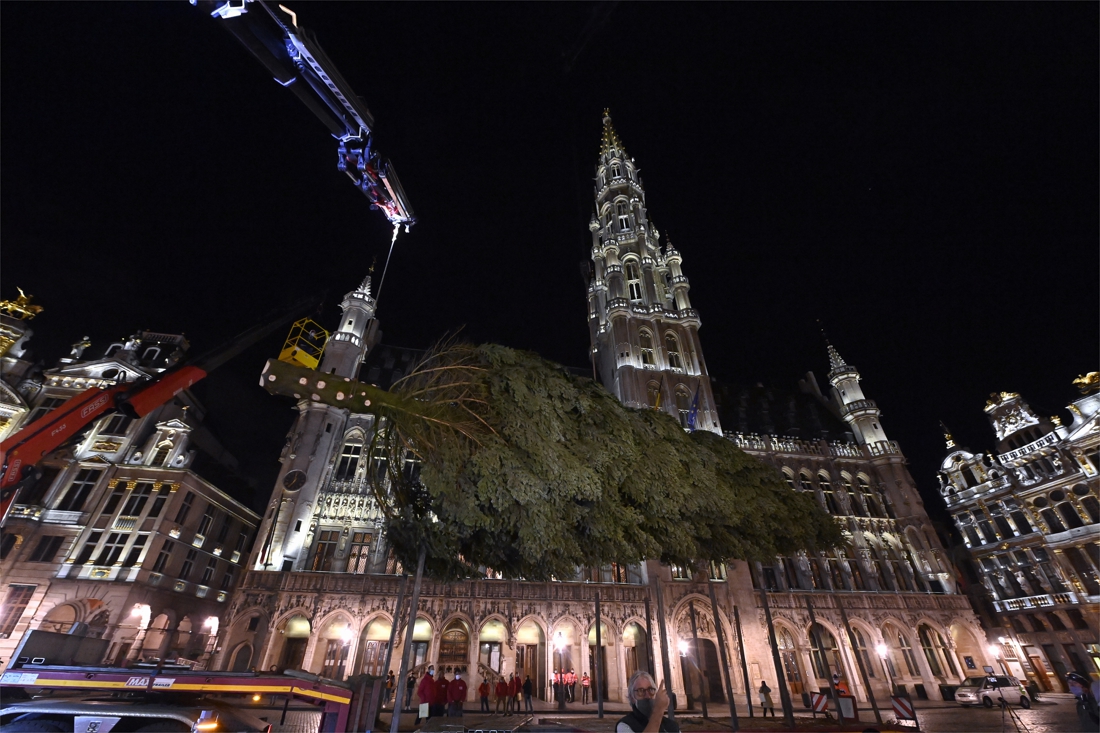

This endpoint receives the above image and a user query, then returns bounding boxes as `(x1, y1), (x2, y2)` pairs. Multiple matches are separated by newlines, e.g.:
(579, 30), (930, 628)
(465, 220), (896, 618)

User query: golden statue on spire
(0, 287), (44, 320)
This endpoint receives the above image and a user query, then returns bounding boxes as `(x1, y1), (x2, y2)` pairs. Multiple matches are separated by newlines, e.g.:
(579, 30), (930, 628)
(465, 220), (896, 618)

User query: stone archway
(230, 642), (254, 672)
(40, 603), (79, 634)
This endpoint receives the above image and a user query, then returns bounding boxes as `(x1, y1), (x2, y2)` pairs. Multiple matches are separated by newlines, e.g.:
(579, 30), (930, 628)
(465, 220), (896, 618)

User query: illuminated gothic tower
(251, 276), (380, 571)
(586, 111), (721, 433)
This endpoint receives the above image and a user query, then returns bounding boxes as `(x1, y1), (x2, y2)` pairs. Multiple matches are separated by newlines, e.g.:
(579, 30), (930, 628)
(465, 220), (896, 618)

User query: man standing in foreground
(616, 672), (678, 733)
(448, 670), (468, 717)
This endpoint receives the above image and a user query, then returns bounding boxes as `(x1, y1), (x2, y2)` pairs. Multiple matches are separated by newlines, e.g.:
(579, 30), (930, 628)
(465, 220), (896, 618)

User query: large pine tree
(263, 341), (842, 580)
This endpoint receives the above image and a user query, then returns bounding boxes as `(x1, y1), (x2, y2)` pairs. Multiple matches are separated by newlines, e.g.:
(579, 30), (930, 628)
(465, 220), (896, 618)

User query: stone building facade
(0, 310), (259, 669)
(216, 113), (992, 709)
(938, 379), (1100, 692)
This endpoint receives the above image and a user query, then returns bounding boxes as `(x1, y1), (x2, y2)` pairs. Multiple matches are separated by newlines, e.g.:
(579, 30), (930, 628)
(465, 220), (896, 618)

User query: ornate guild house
(938, 379), (1099, 692)
(216, 113), (993, 708)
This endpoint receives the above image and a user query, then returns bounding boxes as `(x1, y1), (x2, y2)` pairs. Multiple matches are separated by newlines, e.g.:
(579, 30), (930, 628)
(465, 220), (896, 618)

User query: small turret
(318, 274), (379, 378)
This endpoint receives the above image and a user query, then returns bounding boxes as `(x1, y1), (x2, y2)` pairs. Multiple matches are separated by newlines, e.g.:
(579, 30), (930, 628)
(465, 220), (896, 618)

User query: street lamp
(554, 631), (567, 710)
(875, 642), (894, 696)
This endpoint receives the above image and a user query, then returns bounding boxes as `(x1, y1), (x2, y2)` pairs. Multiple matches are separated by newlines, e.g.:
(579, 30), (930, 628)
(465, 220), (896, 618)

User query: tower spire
(600, 108), (627, 158)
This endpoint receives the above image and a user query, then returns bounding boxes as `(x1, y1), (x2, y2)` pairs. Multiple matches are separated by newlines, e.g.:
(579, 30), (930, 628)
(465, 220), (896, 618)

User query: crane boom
(193, 0), (416, 226)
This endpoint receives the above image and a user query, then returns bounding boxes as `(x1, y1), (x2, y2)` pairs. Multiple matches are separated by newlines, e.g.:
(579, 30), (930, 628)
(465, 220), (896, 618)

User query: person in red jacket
(507, 672), (521, 716)
(478, 678), (491, 713)
(434, 669), (450, 718)
(495, 677), (509, 715)
(416, 667), (436, 723)
(448, 670), (468, 717)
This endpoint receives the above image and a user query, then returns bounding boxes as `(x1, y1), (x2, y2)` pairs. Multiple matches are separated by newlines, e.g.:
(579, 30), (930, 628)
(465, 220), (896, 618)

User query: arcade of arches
(217, 572), (992, 705)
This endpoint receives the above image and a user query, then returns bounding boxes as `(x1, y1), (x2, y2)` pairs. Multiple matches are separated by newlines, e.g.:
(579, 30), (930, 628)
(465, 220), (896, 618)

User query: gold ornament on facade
(1072, 372), (1098, 395)
(984, 391), (1021, 410)
(0, 288), (44, 320)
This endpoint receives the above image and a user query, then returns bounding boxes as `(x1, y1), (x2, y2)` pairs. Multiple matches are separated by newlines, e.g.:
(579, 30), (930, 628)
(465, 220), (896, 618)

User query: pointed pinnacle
(600, 108), (627, 158)
(940, 421), (956, 449)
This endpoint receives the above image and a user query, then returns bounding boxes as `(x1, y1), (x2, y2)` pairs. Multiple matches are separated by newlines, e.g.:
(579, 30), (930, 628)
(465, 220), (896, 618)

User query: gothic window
(857, 476), (885, 518)
(819, 474), (842, 514)
(646, 382), (661, 408)
(777, 628), (804, 694)
(917, 625), (949, 677)
(56, 469), (103, 512)
(335, 436), (364, 481)
(850, 627), (875, 678)
(616, 201), (631, 230)
(782, 470), (797, 490)
(884, 625), (918, 677)
(665, 333), (683, 371)
(809, 626), (842, 679)
(611, 162), (621, 179)
(675, 387), (691, 429)
(311, 530), (339, 572)
(346, 532), (372, 574)
(798, 472), (813, 492)
(625, 260), (643, 301)
(842, 475), (865, 516)
(639, 331), (655, 367)
(439, 623), (470, 663)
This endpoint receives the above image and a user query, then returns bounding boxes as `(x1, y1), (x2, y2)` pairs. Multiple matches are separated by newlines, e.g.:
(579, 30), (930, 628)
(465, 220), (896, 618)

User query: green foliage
(263, 343), (842, 581)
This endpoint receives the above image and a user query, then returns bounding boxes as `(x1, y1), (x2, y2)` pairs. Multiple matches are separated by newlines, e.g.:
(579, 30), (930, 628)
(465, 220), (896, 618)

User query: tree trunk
(390, 546), (427, 733)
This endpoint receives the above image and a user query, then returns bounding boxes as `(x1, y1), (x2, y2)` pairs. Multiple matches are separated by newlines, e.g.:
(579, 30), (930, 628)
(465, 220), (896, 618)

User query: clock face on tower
(282, 470), (307, 492)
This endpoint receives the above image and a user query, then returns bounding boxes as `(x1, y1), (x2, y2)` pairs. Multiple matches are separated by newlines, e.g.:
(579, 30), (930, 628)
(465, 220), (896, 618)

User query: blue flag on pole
(687, 385), (700, 432)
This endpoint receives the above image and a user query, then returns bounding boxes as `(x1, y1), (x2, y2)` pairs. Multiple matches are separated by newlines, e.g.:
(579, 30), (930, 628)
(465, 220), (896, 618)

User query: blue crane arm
(193, 0), (415, 225)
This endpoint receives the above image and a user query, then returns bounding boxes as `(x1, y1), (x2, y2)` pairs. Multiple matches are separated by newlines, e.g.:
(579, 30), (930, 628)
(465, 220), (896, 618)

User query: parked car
(954, 675), (1032, 708)
(0, 697), (272, 733)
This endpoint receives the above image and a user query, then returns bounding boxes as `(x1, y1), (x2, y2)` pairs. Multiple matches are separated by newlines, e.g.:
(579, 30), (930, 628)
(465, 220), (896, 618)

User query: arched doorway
(516, 620), (545, 699)
(587, 622), (611, 701)
(438, 620), (470, 671)
(40, 604), (78, 634)
(279, 615), (311, 671)
(144, 613), (172, 660)
(409, 618), (433, 669)
(478, 619), (506, 674)
(918, 624), (958, 680)
(681, 638), (724, 704)
(314, 617), (354, 680)
(550, 624), (576, 702)
(356, 618), (392, 676)
(230, 643), (254, 671)
(776, 626), (806, 702)
(170, 617), (193, 661)
(949, 622), (984, 678)
(622, 623), (650, 680)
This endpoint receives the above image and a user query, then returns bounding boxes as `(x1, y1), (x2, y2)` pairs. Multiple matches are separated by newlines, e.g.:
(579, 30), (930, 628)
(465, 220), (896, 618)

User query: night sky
(3, 3), (1096, 521)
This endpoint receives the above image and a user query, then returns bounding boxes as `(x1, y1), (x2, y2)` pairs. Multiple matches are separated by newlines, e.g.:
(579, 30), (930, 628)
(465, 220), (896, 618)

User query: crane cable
(373, 222), (404, 310)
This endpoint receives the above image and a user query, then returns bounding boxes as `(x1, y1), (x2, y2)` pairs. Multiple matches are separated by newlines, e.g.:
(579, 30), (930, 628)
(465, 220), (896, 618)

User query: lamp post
(554, 632), (567, 710)
(126, 604), (152, 664)
(201, 616), (220, 668)
(875, 643), (894, 697)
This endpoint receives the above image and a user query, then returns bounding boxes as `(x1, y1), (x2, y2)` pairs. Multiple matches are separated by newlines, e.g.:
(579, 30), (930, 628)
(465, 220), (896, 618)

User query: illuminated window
(665, 334), (682, 371)
(346, 532), (372, 574)
(0, 585), (36, 638)
(617, 201), (631, 230)
(335, 437), (363, 480)
(625, 260), (643, 300)
(311, 530), (339, 572)
(152, 443), (173, 467)
(639, 331), (655, 366)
